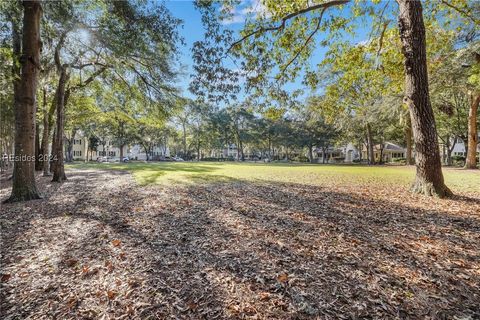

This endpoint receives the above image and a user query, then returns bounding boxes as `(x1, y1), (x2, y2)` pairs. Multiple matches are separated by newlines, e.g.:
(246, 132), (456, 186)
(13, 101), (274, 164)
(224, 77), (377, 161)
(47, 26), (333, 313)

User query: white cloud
(220, 0), (271, 25)
(221, 14), (247, 25)
(241, 0), (270, 17)
(356, 39), (371, 46)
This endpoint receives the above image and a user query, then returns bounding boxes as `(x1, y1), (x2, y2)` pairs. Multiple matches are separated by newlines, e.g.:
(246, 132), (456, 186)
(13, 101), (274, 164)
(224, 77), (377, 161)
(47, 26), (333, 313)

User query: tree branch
(280, 11), (325, 75)
(54, 31), (68, 70)
(376, 21), (389, 57)
(440, 0), (479, 25)
(70, 66), (107, 92)
(228, 0), (349, 52)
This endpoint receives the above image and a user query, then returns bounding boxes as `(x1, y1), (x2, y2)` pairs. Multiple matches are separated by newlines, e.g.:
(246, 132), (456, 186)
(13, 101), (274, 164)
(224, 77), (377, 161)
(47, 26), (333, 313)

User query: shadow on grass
(71, 161), (221, 171)
(1, 168), (479, 318)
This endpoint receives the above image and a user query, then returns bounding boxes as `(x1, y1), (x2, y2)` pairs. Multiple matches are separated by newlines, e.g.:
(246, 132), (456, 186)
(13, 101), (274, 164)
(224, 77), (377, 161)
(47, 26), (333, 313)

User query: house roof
(313, 147), (343, 153)
(384, 142), (405, 151)
(362, 142), (406, 152)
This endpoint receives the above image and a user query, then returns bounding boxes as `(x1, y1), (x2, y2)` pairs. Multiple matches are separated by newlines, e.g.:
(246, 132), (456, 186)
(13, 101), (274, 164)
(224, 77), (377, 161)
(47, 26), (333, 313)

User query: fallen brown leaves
(0, 168), (479, 319)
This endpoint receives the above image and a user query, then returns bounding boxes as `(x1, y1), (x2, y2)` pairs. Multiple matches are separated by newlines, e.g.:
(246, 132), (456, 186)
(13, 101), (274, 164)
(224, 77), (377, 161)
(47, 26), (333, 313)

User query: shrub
(392, 157), (406, 164)
(452, 155), (466, 166)
(293, 155), (309, 162)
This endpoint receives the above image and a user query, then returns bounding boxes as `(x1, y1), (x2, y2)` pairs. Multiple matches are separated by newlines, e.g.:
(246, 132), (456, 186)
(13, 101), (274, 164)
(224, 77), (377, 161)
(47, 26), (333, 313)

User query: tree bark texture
(465, 93), (479, 169)
(5, 0), (42, 202)
(405, 116), (414, 165)
(52, 68), (69, 182)
(397, 0), (451, 197)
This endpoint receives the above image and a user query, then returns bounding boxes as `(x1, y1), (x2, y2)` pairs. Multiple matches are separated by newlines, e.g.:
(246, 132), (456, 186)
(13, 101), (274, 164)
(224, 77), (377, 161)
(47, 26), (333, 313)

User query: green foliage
(292, 155), (309, 162)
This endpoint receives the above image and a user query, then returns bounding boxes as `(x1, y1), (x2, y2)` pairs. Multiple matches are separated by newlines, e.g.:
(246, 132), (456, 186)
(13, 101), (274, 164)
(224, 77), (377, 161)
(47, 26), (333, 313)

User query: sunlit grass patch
(67, 161), (479, 193)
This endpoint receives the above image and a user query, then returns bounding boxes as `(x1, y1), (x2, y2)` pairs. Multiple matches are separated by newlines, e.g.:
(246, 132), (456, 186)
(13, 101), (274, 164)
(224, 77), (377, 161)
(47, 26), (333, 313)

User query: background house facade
(69, 134), (169, 161)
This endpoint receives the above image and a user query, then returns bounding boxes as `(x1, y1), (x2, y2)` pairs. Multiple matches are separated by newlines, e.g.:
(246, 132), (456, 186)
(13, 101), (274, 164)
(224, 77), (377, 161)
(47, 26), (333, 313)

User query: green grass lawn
(68, 161), (479, 193)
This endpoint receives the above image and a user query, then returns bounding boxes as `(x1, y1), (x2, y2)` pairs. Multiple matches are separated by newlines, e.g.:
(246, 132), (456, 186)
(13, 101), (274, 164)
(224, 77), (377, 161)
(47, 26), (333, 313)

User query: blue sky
(164, 1), (204, 97)
(164, 0), (378, 102)
(165, 0), (251, 100)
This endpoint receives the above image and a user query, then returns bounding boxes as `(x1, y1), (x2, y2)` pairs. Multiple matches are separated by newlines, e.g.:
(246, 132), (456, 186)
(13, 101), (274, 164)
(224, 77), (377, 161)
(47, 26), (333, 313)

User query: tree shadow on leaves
(1, 168), (479, 319)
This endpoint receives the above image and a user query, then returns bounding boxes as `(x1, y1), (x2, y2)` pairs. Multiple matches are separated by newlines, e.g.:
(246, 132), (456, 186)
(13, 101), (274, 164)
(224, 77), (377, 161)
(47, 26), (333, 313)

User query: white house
(128, 144), (170, 161)
(361, 142), (406, 163)
(69, 133), (169, 161)
(314, 141), (405, 164)
(210, 144), (238, 159)
(343, 143), (361, 162)
(442, 137), (480, 157)
(438, 136), (480, 165)
(70, 136), (127, 161)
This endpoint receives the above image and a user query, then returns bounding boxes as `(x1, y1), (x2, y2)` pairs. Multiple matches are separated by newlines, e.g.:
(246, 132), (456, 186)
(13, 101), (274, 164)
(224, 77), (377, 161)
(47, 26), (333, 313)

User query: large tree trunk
(308, 145), (314, 163)
(120, 144), (124, 161)
(5, 0), (42, 202)
(52, 68), (69, 182)
(397, 0), (451, 197)
(405, 116), (414, 165)
(465, 93), (479, 169)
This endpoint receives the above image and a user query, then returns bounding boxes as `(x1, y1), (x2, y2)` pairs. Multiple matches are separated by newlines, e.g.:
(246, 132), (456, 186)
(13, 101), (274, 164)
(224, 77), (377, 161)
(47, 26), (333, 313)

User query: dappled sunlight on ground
(1, 165), (479, 319)
(68, 161), (480, 195)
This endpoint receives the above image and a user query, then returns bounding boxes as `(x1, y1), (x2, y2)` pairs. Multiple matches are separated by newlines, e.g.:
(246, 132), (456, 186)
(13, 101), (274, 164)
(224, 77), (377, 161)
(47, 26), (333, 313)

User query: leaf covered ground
(1, 163), (479, 319)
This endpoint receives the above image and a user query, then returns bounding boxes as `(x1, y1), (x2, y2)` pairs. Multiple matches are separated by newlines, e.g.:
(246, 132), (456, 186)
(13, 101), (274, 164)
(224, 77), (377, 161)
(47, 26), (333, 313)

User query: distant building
(128, 144), (170, 161)
(69, 133), (169, 161)
(439, 136), (480, 158)
(361, 142), (406, 163)
(313, 142), (405, 163)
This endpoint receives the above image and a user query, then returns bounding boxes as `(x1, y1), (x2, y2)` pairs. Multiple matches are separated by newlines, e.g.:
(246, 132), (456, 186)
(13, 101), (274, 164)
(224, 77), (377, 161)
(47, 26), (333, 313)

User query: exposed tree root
(411, 179), (453, 198)
(3, 190), (42, 203)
